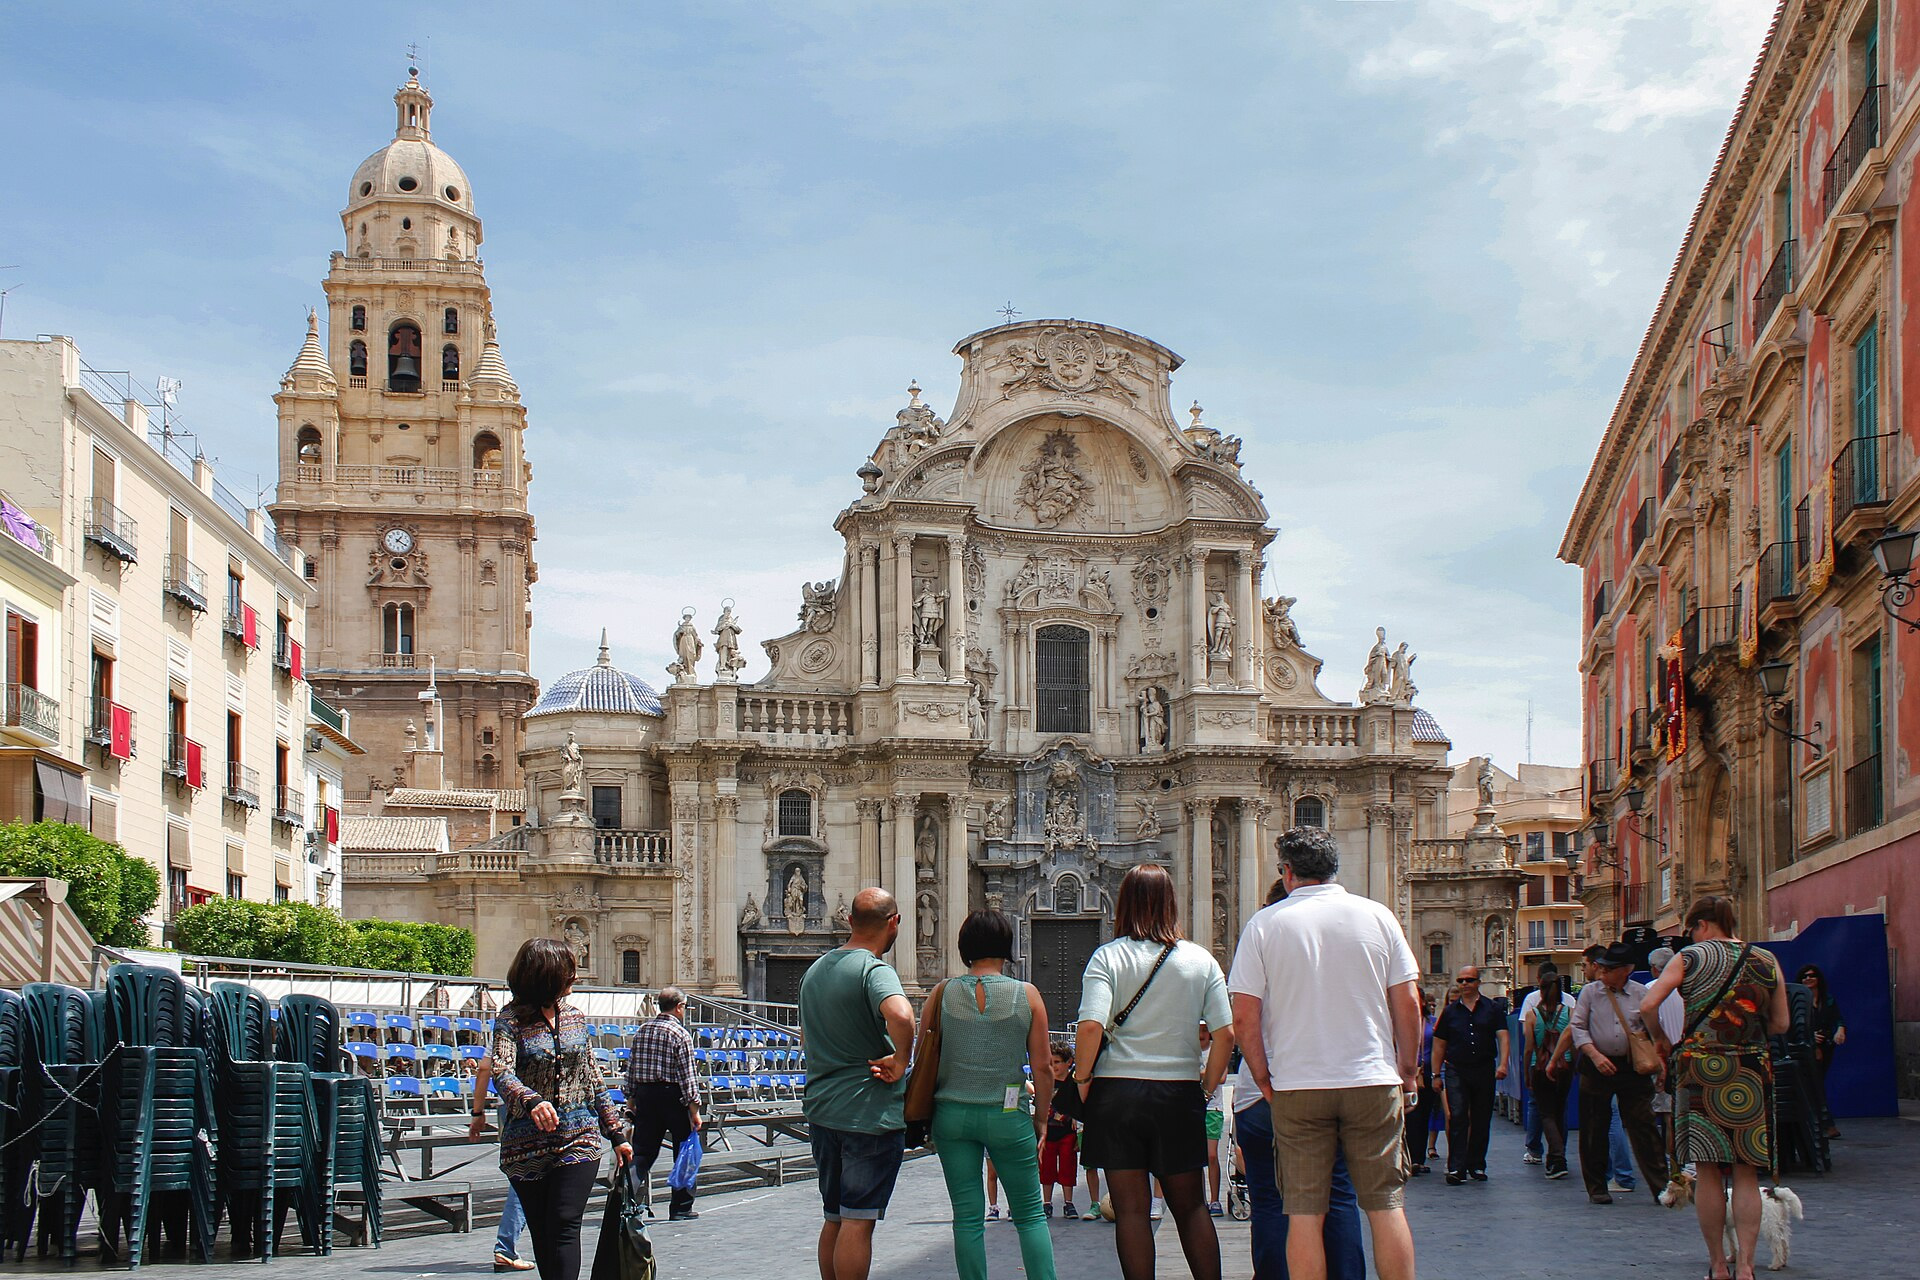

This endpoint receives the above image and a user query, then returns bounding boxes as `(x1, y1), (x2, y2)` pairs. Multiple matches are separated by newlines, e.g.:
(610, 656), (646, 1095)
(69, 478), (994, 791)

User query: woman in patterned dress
(1643, 896), (1787, 1280)
(490, 938), (632, 1280)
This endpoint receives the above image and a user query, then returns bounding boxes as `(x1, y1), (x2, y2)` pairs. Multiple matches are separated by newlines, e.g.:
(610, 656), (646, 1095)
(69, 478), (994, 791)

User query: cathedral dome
(525, 633), (664, 719)
(345, 75), (475, 216)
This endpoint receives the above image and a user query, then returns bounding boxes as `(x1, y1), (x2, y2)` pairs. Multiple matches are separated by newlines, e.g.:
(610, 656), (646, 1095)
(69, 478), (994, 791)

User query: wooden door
(1030, 919), (1102, 1031)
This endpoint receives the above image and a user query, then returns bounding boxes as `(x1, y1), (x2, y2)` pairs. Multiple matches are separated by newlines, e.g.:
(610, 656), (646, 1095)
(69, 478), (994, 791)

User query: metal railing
(87, 695), (133, 756)
(84, 496), (138, 562)
(226, 761), (262, 809)
(1629, 708), (1652, 758)
(1760, 539), (1800, 604)
(274, 784), (305, 826)
(1586, 757), (1617, 802)
(1681, 604), (1738, 674)
(1845, 753), (1883, 837)
(1590, 581), (1612, 629)
(1823, 83), (1883, 214)
(1, 513), (56, 560)
(1833, 431), (1894, 528)
(223, 607), (249, 644)
(163, 731), (189, 779)
(162, 553), (209, 611)
(1660, 435), (1685, 498)
(3, 682), (59, 741)
(1754, 238), (1794, 328)
(310, 691), (347, 735)
(273, 632), (295, 672)
(1618, 879), (1651, 925)
(1630, 497), (1656, 555)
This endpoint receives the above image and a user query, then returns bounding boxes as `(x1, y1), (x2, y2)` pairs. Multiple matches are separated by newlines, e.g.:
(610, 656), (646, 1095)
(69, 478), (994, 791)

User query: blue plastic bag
(666, 1132), (703, 1190)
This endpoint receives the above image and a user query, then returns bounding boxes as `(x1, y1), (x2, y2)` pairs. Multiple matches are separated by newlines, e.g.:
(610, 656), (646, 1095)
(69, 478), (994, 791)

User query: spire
(466, 318), (520, 400)
(395, 70), (433, 141)
(282, 308), (337, 391)
(597, 629), (612, 667)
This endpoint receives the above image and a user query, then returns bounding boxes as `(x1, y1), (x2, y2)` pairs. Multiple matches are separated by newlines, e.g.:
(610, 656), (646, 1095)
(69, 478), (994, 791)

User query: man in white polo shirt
(1230, 826), (1422, 1280)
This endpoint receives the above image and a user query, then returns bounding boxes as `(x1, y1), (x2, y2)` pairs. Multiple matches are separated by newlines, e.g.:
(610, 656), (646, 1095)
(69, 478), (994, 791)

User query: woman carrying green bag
(1522, 974), (1574, 1179)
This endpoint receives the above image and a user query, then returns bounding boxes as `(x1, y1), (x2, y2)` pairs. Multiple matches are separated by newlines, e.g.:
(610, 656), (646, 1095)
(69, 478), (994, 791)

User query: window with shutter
(1035, 625), (1091, 734)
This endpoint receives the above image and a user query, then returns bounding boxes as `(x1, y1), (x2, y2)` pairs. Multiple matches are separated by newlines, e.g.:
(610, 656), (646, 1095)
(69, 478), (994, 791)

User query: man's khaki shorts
(1269, 1084), (1408, 1213)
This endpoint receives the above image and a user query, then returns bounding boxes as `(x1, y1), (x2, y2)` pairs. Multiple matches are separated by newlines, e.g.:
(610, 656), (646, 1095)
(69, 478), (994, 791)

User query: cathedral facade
(344, 313), (1521, 1013)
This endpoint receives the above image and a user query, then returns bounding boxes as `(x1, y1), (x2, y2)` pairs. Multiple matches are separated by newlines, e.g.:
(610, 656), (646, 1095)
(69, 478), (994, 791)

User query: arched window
(348, 340), (368, 378)
(621, 949), (641, 985)
(442, 344), (460, 382)
(444, 307), (459, 335)
(777, 788), (812, 837)
(1294, 796), (1326, 829)
(473, 432), (503, 471)
(1035, 625), (1091, 734)
(350, 305), (366, 332)
(296, 426), (322, 465)
(387, 323), (422, 392)
(382, 603), (415, 657)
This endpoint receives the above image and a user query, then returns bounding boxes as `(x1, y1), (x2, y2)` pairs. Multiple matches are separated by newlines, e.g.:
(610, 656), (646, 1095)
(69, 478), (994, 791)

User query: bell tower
(271, 70), (538, 798)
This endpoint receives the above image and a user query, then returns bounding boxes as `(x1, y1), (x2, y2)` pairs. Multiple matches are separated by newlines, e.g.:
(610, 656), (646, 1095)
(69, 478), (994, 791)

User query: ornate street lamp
(1756, 659), (1823, 758)
(1871, 527), (1920, 632)
(1618, 786), (1669, 854)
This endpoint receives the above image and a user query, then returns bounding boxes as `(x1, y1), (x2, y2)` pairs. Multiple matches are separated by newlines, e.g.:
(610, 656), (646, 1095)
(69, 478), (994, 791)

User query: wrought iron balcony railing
(162, 553), (209, 612)
(1823, 84), (1883, 214)
(1833, 431), (1894, 529)
(1845, 752), (1884, 838)
(1590, 580), (1613, 630)
(84, 496), (138, 562)
(226, 761), (261, 809)
(1760, 540), (1800, 604)
(1631, 497), (1656, 555)
(1660, 435), (1685, 499)
(1681, 604), (1739, 675)
(274, 784), (305, 827)
(1753, 238), (1794, 329)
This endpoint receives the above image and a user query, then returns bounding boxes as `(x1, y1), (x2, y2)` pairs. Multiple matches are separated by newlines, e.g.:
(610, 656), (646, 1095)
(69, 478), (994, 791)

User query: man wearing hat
(1569, 944), (1670, 1203)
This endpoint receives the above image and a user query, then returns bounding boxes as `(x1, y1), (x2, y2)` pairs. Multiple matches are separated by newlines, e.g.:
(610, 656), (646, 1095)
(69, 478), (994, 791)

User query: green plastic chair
(277, 993), (381, 1251)
(0, 990), (30, 1259)
(207, 982), (321, 1260)
(18, 982), (106, 1263)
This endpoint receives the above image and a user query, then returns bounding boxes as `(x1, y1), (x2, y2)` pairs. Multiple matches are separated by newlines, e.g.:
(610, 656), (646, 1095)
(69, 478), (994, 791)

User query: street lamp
(1756, 658), (1823, 758)
(1871, 527), (1920, 631)
(1618, 786), (1668, 853)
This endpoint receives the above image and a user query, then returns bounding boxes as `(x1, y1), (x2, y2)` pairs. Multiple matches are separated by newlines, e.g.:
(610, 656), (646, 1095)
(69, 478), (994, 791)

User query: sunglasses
(1456, 977), (1479, 985)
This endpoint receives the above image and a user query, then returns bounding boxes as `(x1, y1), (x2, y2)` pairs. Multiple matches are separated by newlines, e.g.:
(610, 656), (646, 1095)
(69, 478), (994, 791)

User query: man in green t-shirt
(799, 887), (916, 1280)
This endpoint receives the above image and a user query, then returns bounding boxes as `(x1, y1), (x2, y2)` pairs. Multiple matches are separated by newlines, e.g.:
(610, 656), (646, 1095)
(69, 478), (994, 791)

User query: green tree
(0, 821), (157, 945)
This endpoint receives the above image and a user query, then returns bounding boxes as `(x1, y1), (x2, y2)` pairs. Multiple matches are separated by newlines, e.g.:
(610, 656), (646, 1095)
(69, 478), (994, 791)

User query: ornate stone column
(1237, 799), (1261, 935)
(945, 534), (967, 681)
(891, 795), (919, 987)
(893, 534), (916, 682)
(856, 797), (881, 886)
(1190, 798), (1216, 950)
(876, 539), (896, 685)
(1365, 801), (1394, 902)
(713, 794), (742, 994)
(945, 793), (969, 973)
(854, 540), (875, 688)
(1187, 548), (1210, 689)
(1232, 552), (1256, 688)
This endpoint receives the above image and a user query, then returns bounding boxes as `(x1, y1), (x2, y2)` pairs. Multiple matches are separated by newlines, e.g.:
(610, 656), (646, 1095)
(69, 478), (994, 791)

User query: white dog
(1659, 1173), (1804, 1271)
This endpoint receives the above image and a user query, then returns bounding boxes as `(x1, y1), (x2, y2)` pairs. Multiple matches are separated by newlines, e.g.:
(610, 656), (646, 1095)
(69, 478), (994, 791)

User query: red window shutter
(325, 805), (340, 843)
(289, 639), (303, 681)
(242, 604), (259, 649)
(109, 703), (133, 760)
(185, 739), (204, 789)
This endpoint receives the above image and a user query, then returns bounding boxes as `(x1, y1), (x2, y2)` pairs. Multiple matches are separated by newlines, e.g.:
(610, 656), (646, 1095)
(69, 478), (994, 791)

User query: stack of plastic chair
(207, 982), (322, 1260)
(0, 990), (33, 1259)
(96, 963), (218, 1267)
(278, 993), (382, 1251)
(16, 982), (107, 1263)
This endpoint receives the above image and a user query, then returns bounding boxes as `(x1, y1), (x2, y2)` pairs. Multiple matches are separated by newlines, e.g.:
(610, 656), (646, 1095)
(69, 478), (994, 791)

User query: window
(473, 432), (503, 471)
(88, 649), (112, 739)
(444, 307), (459, 335)
(621, 949), (641, 984)
(1525, 831), (1546, 862)
(5, 610), (39, 693)
(92, 445), (115, 506)
(1293, 796), (1325, 829)
(777, 788), (812, 837)
(168, 868), (189, 917)
(1035, 625), (1091, 734)
(441, 344), (459, 381)
(275, 741), (290, 809)
(350, 305), (366, 332)
(1854, 319), (1880, 440)
(296, 426), (322, 465)
(348, 340), (368, 377)
(1660, 864), (1673, 904)
(1776, 442), (1793, 543)
(167, 693), (186, 771)
(1551, 830), (1570, 858)
(591, 785), (622, 830)
(1428, 943), (1445, 975)
(387, 323), (422, 392)
(227, 711), (242, 785)
(383, 603), (415, 656)
(227, 872), (244, 900)
(274, 884), (289, 904)
(1527, 920), (1547, 951)
(1553, 919), (1571, 947)
(227, 567), (244, 621)
(1553, 874), (1571, 903)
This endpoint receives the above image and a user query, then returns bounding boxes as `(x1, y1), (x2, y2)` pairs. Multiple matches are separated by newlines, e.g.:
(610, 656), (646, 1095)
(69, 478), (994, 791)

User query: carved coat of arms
(1015, 430), (1094, 528)
(1001, 322), (1144, 402)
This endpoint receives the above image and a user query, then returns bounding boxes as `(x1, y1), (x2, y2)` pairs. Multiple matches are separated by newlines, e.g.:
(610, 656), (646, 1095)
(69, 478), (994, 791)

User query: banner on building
(1664, 631), (1687, 762)
(1738, 560), (1760, 666)
(1807, 468), (1835, 593)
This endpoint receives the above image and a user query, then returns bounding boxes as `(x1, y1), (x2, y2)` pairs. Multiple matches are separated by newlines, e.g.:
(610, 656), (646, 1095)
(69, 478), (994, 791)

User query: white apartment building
(304, 689), (361, 909)
(0, 335), (315, 939)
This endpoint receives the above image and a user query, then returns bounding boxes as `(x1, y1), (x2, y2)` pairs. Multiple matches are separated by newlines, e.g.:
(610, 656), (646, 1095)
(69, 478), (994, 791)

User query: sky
(1, 0), (1779, 773)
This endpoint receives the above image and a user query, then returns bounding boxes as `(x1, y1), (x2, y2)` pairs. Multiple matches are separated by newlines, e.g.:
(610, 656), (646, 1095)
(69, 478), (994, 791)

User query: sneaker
(1468, 1170), (1488, 1182)
(1545, 1165), (1570, 1180)
(1522, 1153), (1543, 1165)
(494, 1255), (535, 1273)
(1061, 1202), (1076, 1218)
(1207, 1201), (1224, 1217)
(1607, 1179), (1634, 1193)
(1445, 1172), (1466, 1186)
(1082, 1206), (1102, 1221)
(1042, 1203), (1053, 1218)
(1149, 1199), (1164, 1221)
(985, 1205), (1001, 1222)
(668, 1209), (700, 1221)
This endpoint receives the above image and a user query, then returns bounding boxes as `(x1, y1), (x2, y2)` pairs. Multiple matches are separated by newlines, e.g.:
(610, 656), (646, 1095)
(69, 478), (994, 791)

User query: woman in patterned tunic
(490, 938), (632, 1280)
(1643, 895), (1787, 1280)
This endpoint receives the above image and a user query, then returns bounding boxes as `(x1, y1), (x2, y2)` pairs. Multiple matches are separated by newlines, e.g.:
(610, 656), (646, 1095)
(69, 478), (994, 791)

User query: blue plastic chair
(607, 1087), (625, 1105)
(613, 1047), (631, 1062)
(385, 1077), (423, 1100)
(457, 1044), (487, 1061)
(346, 1012), (377, 1029)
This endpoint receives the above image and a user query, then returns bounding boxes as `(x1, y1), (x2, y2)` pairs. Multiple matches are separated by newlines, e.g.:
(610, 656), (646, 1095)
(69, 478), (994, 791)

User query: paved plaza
(11, 1114), (1911, 1278)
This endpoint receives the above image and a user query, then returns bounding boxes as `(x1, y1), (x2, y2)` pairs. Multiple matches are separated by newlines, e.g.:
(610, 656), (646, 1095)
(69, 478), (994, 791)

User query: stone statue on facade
(564, 919), (590, 969)
(832, 894), (851, 934)
(1485, 914), (1507, 966)
(913, 582), (947, 648)
(1389, 643), (1417, 707)
(668, 609), (703, 684)
(1137, 686), (1167, 752)
(1134, 797), (1161, 839)
(1083, 567), (1115, 612)
(559, 730), (585, 797)
(784, 867), (808, 935)
(1477, 756), (1496, 810)
(1264, 595), (1301, 649)
(799, 580), (837, 633)
(915, 812), (939, 878)
(713, 602), (746, 682)
(1360, 627), (1392, 704)
(967, 685), (987, 739)
(983, 798), (1010, 840)
(1206, 591), (1234, 661)
(739, 892), (762, 931)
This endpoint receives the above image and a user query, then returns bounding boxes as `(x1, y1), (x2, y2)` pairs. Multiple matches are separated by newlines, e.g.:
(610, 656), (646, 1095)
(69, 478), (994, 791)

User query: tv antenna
(1526, 698), (1534, 765)
(0, 268), (22, 339)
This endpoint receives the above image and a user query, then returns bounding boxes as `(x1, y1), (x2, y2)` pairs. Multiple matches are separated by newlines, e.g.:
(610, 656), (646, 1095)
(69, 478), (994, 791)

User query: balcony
(594, 829), (674, 868)
(1753, 239), (1794, 331)
(1681, 604), (1738, 676)
(309, 691), (346, 735)
(273, 633), (295, 672)
(1618, 879), (1652, 926)
(737, 693), (854, 742)
(1845, 753), (1883, 838)
(1586, 757), (1618, 805)
(2, 682), (59, 743)
(1589, 580), (1613, 630)
(225, 761), (261, 809)
(83, 496), (138, 563)
(375, 651), (418, 669)
(1823, 84), (1883, 214)
(1833, 431), (1894, 544)
(273, 784), (305, 828)
(1760, 539), (1801, 610)
(1630, 497), (1656, 557)
(1660, 435), (1685, 500)
(1629, 708), (1652, 763)
(88, 695), (134, 760)
(163, 732), (188, 780)
(162, 553), (209, 612)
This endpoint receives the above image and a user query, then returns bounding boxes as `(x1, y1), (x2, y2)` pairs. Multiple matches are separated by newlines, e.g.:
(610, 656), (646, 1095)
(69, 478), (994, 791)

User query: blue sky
(1, 1), (1777, 772)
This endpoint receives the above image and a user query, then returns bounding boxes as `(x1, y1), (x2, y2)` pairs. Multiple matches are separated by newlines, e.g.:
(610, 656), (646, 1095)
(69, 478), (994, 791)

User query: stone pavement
(10, 1116), (1912, 1277)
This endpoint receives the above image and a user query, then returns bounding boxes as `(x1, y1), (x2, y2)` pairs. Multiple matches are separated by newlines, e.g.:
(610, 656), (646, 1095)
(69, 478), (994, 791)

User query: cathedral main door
(765, 955), (813, 1007)
(1030, 919), (1102, 1030)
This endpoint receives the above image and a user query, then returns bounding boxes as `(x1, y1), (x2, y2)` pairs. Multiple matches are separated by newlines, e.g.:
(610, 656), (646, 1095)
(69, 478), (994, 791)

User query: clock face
(383, 528), (414, 555)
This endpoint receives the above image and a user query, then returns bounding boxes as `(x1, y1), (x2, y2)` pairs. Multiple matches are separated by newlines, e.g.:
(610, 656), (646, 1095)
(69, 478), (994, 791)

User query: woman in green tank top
(919, 909), (1057, 1280)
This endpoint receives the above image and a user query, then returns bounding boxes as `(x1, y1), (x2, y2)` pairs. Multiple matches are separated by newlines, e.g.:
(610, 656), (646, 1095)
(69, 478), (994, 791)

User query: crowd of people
(473, 826), (1830, 1280)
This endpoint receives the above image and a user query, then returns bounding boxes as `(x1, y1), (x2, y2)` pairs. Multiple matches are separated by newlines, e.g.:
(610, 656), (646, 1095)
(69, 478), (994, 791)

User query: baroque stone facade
(347, 317), (1519, 1010)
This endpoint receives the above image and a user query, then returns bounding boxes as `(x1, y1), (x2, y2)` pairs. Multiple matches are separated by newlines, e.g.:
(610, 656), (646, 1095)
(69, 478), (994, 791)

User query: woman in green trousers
(922, 909), (1057, 1280)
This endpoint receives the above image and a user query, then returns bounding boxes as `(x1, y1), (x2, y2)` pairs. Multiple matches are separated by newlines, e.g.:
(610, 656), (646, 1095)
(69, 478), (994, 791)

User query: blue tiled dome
(526, 635), (664, 719)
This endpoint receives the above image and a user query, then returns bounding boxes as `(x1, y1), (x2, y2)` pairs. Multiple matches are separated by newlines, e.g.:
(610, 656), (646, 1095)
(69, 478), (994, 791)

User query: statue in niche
(1134, 797), (1161, 839)
(1138, 687), (1167, 752)
(913, 582), (947, 647)
(1264, 595), (1301, 649)
(1043, 758), (1086, 851)
(1360, 627), (1392, 703)
(668, 609), (703, 684)
(967, 685), (987, 739)
(1389, 643), (1417, 706)
(784, 867), (808, 935)
(1206, 591), (1234, 661)
(917, 892), (938, 952)
(832, 895), (851, 933)
(1014, 429), (1095, 527)
(739, 893), (762, 931)
(983, 798), (1010, 840)
(1477, 756), (1496, 810)
(564, 919), (590, 969)
(1485, 915), (1507, 965)
(915, 812), (939, 878)
(713, 602), (746, 682)
(1211, 810), (1231, 870)
(1213, 893), (1231, 953)
(559, 731), (585, 796)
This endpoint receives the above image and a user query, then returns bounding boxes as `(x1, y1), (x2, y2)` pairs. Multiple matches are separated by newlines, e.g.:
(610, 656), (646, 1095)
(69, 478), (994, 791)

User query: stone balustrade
(1268, 710), (1360, 748)
(435, 849), (522, 874)
(594, 828), (673, 866)
(343, 852), (431, 879)
(738, 692), (852, 740)
(1409, 839), (1469, 873)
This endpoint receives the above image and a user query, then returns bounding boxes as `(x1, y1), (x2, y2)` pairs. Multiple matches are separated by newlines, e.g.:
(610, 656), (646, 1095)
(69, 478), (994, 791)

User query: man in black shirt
(1430, 966), (1509, 1184)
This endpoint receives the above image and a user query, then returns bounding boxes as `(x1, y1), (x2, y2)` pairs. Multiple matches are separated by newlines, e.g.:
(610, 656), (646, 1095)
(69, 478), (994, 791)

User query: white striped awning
(0, 878), (94, 986)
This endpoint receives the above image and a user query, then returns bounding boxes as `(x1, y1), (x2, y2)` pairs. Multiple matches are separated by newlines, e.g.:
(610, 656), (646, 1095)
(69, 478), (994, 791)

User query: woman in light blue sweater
(920, 909), (1057, 1280)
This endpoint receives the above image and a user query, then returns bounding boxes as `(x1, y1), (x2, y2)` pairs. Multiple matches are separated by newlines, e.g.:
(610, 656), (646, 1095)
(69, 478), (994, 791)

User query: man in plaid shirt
(627, 985), (702, 1219)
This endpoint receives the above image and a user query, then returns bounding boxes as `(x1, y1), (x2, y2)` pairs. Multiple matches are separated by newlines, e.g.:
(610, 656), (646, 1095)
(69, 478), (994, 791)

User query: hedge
(0, 821), (160, 947)
(172, 899), (475, 975)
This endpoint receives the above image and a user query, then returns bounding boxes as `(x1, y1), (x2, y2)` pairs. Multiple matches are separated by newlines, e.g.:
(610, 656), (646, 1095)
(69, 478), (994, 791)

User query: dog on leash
(1658, 1171), (1804, 1270)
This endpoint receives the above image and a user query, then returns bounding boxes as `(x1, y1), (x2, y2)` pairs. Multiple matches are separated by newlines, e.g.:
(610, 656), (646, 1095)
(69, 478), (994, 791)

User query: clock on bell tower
(269, 71), (538, 798)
